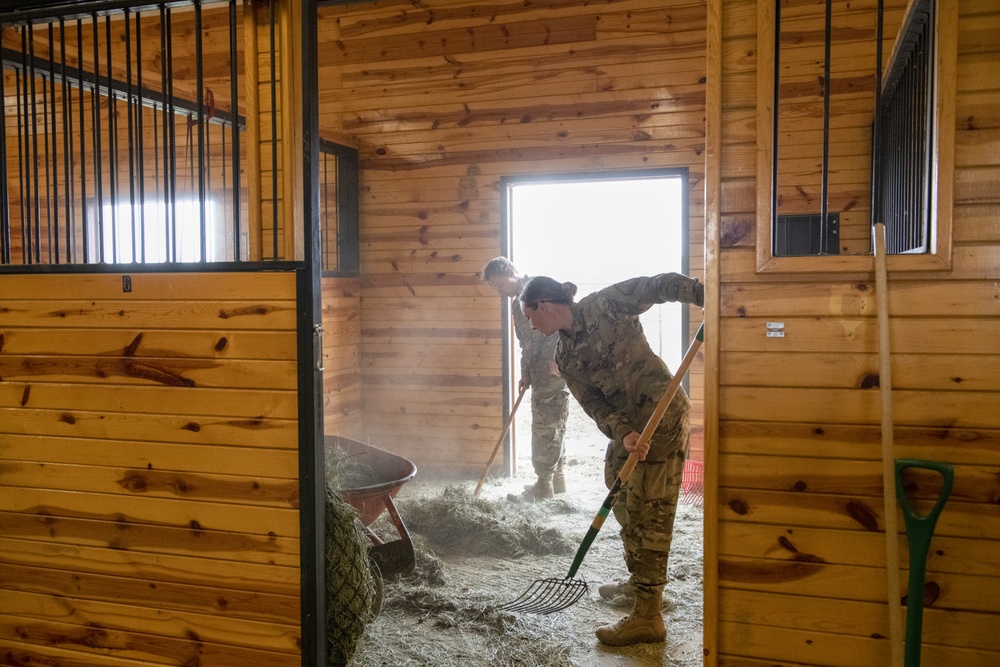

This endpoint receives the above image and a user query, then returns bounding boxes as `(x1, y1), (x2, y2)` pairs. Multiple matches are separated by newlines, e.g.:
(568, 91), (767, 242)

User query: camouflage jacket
(512, 295), (565, 393)
(555, 273), (703, 455)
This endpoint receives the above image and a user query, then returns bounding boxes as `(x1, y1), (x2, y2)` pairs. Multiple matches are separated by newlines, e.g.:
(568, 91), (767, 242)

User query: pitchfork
(499, 323), (705, 614)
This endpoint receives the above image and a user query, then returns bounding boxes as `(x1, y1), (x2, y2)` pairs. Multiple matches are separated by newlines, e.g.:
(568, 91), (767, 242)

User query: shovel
(500, 323), (705, 614)
(895, 458), (954, 667)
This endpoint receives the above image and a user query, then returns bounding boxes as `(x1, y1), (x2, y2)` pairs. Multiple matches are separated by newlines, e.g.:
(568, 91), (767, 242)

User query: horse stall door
(0, 269), (317, 666)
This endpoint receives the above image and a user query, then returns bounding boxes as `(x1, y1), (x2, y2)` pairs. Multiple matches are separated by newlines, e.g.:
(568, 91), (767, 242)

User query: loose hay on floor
(402, 544), (446, 587)
(356, 584), (576, 667)
(395, 485), (576, 558)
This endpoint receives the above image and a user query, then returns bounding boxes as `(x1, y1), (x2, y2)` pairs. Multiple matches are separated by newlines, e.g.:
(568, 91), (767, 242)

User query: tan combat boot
(597, 580), (634, 600)
(521, 474), (554, 500)
(595, 591), (665, 646)
(552, 460), (567, 494)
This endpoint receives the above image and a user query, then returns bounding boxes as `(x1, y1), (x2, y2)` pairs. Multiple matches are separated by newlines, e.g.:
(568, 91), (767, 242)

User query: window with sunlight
(87, 199), (224, 264)
(507, 173), (688, 372)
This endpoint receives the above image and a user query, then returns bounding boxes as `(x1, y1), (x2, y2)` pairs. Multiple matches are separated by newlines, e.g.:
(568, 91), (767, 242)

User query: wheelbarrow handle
(566, 323), (705, 579)
(894, 458), (954, 667)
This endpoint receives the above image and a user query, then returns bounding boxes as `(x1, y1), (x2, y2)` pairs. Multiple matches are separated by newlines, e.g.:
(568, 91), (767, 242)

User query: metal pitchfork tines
(499, 323), (705, 614)
(499, 576), (589, 614)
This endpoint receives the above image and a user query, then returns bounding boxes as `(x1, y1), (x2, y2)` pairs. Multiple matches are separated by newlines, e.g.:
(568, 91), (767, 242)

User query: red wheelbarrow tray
(326, 435), (418, 577)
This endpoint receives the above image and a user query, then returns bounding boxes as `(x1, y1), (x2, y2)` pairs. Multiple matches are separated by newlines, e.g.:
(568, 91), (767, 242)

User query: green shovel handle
(894, 458), (954, 667)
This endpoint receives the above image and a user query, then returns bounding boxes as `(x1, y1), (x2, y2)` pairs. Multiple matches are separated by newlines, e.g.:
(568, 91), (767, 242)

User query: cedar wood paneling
(0, 271), (302, 665)
(316, 0), (709, 468)
(713, 0), (1000, 665)
(322, 276), (364, 439)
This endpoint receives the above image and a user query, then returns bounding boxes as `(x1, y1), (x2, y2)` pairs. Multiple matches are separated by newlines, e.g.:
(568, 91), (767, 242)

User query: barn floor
(348, 395), (705, 667)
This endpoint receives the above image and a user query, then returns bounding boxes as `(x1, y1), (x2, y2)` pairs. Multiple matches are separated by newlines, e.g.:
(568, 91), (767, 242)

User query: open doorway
(500, 168), (690, 473)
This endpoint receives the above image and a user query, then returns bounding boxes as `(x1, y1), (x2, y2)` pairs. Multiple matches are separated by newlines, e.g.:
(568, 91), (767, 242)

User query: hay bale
(324, 484), (379, 666)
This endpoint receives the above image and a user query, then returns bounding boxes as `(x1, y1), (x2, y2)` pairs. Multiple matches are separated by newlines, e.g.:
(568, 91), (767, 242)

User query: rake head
(498, 577), (588, 614)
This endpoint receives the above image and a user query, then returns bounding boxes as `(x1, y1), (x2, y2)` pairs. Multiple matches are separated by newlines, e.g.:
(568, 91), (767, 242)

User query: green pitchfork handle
(566, 322), (705, 579)
(894, 458), (954, 667)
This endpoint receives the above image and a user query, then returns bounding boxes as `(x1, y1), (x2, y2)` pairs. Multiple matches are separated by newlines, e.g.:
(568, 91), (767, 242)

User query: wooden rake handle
(566, 322), (705, 579)
(473, 384), (528, 497)
(875, 221), (905, 667)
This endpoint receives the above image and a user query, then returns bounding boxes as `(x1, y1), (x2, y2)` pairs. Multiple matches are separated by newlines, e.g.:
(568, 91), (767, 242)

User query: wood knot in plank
(719, 556), (826, 584)
(846, 500), (879, 531)
(727, 498), (749, 515)
(124, 333), (143, 356)
(231, 417), (268, 429)
(117, 472), (148, 492)
(170, 478), (193, 494)
(901, 580), (941, 607)
(859, 372), (880, 389)
(218, 305), (276, 319)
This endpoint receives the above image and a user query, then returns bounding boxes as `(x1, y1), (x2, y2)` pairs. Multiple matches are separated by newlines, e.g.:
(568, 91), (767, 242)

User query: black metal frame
(872, 0), (936, 254)
(0, 0), (249, 267)
(772, 0), (937, 257)
(319, 139), (360, 276)
(770, 0), (839, 257)
(300, 1), (325, 665)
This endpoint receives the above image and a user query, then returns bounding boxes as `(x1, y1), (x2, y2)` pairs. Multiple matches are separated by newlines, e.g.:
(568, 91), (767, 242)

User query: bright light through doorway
(509, 174), (687, 372)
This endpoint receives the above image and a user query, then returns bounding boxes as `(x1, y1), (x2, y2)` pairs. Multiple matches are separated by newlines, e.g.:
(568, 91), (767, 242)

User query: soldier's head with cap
(482, 257), (527, 298)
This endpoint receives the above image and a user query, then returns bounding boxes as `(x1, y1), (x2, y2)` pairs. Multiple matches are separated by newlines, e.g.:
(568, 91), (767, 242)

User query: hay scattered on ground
(362, 585), (576, 667)
(401, 544), (446, 587)
(396, 486), (575, 558)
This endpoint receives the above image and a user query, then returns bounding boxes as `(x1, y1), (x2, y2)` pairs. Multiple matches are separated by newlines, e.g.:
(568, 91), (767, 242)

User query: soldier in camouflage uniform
(483, 258), (569, 499)
(519, 272), (704, 646)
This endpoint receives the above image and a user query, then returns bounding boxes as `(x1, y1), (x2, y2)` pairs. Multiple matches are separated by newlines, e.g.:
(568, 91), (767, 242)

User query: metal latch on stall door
(314, 324), (325, 371)
(766, 321), (785, 338)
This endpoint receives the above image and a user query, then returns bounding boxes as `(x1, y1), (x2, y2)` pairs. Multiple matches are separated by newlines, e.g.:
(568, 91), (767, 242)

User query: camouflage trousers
(529, 384), (569, 478)
(603, 410), (689, 602)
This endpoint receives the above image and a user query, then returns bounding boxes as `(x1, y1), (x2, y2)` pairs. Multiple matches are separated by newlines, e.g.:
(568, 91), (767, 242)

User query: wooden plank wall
(322, 276), (363, 439)
(316, 0), (709, 468)
(712, 0), (1000, 665)
(0, 271), (303, 666)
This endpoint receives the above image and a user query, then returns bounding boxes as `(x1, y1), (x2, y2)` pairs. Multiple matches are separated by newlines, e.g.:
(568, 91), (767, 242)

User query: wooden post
(278, 0), (303, 262)
(243, 0), (262, 260)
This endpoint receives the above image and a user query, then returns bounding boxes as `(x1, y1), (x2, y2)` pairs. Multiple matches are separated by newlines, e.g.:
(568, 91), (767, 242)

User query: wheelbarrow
(326, 435), (418, 578)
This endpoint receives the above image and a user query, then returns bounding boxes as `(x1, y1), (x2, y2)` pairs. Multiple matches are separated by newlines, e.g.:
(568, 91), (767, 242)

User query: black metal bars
(0, 0), (264, 267)
(874, 0), (935, 254)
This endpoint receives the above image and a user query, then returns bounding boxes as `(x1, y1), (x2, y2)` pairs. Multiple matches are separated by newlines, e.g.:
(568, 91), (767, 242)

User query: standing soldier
(518, 272), (704, 646)
(483, 257), (569, 499)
